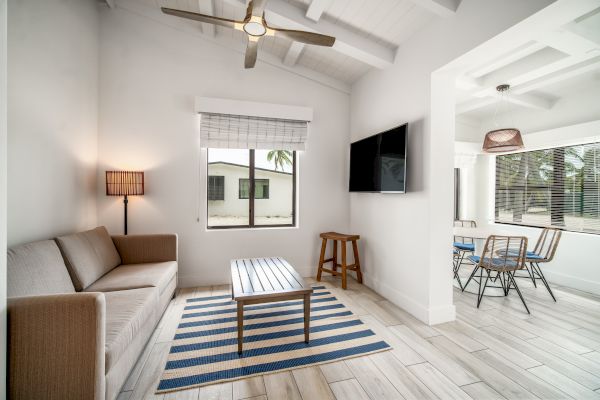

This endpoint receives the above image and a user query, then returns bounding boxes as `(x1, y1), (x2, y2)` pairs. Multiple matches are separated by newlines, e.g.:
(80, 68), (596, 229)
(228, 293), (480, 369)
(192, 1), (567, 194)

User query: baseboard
(365, 276), (456, 325)
(543, 270), (600, 296)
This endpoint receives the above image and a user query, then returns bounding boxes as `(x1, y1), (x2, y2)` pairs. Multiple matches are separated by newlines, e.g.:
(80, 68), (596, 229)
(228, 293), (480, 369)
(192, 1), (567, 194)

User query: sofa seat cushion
(104, 287), (159, 371)
(85, 261), (177, 295)
(56, 226), (122, 291)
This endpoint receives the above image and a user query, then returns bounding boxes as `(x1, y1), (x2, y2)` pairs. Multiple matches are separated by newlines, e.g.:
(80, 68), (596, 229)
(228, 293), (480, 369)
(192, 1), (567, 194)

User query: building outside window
(207, 148), (295, 228)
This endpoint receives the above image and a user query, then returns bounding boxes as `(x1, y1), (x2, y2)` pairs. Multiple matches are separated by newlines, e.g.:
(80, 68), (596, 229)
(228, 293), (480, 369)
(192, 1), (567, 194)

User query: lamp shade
(482, 128), (524, 153)
(106, 171), (144, 196)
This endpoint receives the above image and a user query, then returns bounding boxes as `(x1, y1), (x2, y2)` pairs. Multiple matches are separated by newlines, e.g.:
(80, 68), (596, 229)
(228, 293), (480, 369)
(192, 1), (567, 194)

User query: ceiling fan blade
(245, 39), (260, 69)
(246, 0), (268, 19)
(271, 28), (335, 47)
(161, 7), (240, 30)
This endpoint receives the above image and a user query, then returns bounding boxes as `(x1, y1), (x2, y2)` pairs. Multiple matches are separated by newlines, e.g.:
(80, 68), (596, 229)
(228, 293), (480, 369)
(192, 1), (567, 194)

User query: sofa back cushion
(7, 240), (76, 298)
(56, 226), (122, 291)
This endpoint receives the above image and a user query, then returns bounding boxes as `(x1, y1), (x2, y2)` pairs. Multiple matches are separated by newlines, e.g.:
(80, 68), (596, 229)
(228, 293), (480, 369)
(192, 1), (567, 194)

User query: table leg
(237, 301), (244, 355)
(304, 293), (311, 343)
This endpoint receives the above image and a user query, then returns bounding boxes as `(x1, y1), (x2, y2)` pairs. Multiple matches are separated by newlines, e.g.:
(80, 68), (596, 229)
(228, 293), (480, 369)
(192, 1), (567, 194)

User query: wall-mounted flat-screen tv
(349, 123), (407, 193)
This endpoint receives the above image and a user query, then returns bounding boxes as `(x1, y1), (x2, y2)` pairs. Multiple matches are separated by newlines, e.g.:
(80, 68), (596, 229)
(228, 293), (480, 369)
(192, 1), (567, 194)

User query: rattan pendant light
(483, 84), (524, 153)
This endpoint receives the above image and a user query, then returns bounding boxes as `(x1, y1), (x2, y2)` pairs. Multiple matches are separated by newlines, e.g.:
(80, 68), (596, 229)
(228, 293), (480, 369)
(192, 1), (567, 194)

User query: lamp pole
(124, 195), (128, 235)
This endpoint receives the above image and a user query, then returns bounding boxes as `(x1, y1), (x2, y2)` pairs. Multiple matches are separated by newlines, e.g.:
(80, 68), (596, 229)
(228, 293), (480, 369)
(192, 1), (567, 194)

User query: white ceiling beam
(538, 28), (599, 56)
(408, 0), (461, 18)
(283, 42), (305, 66)
(513, 56), (600, 94)
(104, 0), (116, 8)
(282, 0), (330, 67)
(456, 91), (553, 115)
(265, 0), (395, 69)
(305, 0), (333, 21)
(505, 92), (554, 110)
(456, 98), (497, 114)
(467, 41), (546, 78)
(197, 0), (216, 37)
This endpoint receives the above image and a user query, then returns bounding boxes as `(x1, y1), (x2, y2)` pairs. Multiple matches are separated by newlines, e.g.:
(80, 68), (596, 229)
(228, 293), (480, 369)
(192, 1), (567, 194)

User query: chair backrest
(454, 220), (477, 228)
(532, 228), (562, 262)
(453, 220), (477, 244)
(479, 235), (527, 272)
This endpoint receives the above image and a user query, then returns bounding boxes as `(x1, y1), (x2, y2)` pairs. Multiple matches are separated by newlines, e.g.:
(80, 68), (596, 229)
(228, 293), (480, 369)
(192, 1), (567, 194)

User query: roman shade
(199, 113), (309, 151)
(495, 141), (600, 234)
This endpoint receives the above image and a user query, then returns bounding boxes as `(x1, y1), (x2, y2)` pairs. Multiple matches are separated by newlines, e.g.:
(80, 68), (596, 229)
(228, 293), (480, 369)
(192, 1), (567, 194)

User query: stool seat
(320, 232), (360, 241)
(317, 232), (362, 290)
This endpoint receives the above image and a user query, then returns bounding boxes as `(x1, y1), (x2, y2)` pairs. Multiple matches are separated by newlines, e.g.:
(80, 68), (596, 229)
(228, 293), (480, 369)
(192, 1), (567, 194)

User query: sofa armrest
(112, 234), (178, 264)
(8, 292), (106, 400)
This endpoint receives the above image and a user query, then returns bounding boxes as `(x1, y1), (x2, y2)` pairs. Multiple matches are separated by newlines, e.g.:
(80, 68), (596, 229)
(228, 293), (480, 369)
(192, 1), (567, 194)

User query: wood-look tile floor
(118, 273), (600, 400)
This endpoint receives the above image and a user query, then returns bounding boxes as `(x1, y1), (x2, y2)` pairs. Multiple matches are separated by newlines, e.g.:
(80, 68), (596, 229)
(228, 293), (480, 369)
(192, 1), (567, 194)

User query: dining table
(453, 226), (523, 296)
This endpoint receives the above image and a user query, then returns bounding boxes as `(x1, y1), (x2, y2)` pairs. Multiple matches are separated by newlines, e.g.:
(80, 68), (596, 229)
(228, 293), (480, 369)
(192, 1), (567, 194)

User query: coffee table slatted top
(230, 257), (313, 301)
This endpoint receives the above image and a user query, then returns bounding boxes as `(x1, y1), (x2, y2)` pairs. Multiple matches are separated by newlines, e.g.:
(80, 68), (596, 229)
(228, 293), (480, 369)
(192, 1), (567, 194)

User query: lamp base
(124, 195), (128, 235)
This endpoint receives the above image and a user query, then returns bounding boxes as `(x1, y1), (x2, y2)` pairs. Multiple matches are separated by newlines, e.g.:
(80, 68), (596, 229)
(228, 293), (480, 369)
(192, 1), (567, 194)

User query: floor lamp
(106, 171), (144, 235)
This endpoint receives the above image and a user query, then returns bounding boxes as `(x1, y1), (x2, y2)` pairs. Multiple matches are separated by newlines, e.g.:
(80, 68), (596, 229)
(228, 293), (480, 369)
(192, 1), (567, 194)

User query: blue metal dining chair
(453, 220), (477, 288)
(463, 235), (530, 313)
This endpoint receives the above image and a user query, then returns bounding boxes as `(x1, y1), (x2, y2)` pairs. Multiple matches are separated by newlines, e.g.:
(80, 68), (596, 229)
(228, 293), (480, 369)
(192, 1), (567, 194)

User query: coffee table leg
(304, 293), (310, 344)
(237, 301), (244, 355)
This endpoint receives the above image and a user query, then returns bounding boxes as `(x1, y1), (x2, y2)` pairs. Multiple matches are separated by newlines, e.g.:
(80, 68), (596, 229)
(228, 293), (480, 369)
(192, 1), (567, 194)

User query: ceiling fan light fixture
(243, 16), (267, 37)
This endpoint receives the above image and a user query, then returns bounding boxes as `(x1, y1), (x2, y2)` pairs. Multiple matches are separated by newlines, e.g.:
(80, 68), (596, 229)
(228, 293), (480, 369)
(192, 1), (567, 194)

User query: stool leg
(316, 238), (327, 281)
(341, 240), (347, 289)
(352, 240), (363, 284)
(332, 239), (338, 273)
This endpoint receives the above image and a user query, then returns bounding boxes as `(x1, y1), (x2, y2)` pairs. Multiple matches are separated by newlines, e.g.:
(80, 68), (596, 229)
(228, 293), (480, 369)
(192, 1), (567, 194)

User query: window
(240, 179), (269, 199)
(207, 176), (224, 200)
(495, 142), (600, 234)
(207, 149), (295, 228)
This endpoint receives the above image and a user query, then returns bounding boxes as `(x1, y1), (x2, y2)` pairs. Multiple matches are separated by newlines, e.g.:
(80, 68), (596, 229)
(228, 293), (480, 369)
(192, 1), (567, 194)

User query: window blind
(199, 113), (308, 151)
(495, 142), (600, 234)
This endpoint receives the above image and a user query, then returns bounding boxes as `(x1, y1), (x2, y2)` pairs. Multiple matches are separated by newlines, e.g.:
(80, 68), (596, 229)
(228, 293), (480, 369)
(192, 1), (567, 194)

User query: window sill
(205, 225), (298, 232)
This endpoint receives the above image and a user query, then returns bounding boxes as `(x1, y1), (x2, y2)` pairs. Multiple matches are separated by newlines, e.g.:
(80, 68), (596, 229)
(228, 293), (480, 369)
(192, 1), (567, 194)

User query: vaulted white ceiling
(106, 0), (462, 92)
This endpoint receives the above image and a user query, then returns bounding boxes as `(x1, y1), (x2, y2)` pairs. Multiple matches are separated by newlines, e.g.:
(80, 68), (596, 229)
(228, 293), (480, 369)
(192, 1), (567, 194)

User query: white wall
(7, 0), (99, 246)
(461, 120), (600, 295)
(0, 0), (7, 396)
(97, 4), (350, 285)
(350, 0), (554, 324)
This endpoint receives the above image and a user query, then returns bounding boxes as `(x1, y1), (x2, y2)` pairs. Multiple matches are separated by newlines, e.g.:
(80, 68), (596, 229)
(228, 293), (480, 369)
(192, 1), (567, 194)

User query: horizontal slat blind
(199, 113), (308, 151)
(495, 142), (600, 234)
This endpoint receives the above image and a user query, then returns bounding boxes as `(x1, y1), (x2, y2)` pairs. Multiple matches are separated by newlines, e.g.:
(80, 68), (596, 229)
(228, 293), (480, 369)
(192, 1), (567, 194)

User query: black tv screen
(349, 124), (407, 193)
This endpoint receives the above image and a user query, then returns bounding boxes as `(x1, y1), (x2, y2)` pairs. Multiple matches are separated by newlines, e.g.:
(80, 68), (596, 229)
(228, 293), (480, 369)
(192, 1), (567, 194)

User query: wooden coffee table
(230, 257), (313, 355)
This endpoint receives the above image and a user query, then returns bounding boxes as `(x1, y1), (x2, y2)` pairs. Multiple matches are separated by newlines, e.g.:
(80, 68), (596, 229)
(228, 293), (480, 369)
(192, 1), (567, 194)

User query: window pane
(254, 149), (294, 226)
(207, 149), (249, 227)
(495, 142), (600, 234)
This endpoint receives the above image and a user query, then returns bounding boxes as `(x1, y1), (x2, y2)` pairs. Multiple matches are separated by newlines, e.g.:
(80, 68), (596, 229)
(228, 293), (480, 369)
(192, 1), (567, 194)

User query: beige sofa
(7, 226), (178, 400)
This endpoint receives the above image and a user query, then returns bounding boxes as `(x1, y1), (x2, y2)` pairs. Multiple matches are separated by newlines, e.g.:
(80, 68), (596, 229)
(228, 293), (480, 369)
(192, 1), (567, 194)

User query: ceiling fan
(161, 0), (336, 69)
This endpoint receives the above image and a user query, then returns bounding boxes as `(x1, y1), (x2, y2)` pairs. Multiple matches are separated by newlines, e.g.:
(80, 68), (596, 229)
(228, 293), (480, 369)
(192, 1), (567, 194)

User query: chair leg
(463, 264), (479, 291)
(524, 263), (537, 287)
(532, 263), (556, 302)
(332, 240), (338, 273)
(352, 240), (363, 284)
(453, 263), (463, 291)
(477, 268), (490, 308)
(341, 241), (347, 290)
(508, 272), (530, 314)
(316, 238), (327, 282)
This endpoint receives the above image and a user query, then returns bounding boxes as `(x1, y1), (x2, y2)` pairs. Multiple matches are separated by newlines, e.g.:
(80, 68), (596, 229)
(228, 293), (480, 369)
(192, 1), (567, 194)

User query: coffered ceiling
(104, 0), (463, 92)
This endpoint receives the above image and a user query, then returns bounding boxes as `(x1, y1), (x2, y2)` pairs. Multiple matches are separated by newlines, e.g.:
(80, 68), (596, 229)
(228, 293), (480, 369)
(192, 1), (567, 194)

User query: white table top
(453, 226), (519, 239)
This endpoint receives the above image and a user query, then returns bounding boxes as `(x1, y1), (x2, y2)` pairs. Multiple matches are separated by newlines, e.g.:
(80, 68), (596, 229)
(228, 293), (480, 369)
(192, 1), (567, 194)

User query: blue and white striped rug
(156, 286), (391, 393)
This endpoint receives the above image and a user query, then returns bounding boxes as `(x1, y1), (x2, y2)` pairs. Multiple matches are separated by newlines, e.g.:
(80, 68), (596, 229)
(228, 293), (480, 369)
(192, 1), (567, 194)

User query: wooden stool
(316, 232), (363, 290)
